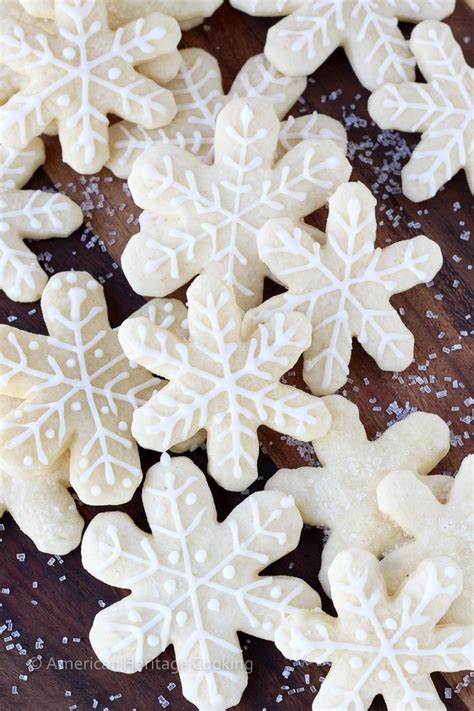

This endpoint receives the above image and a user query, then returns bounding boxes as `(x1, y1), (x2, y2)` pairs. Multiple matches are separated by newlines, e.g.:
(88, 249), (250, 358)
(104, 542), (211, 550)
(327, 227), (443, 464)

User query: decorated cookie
(125, 98), (350, 310)
(275, 549), (474, 710)
(0, 0), (181, 173)
(266, 395), (452, 594)
(118, 273), (331, 491)
(0, 271), (191, 505)
(19, 0), (223, 30)
(244, 182), (443, 395)
(378, 455), (474, 625)
(260, 0), (455, 91)
(82, 454), (320, 711)
(369, 20), (473, 201)
(0, 139), (83, 302)
(0, 393), (82, 554)
(0, 0), (55, 104)
(107, 47), (347, 178)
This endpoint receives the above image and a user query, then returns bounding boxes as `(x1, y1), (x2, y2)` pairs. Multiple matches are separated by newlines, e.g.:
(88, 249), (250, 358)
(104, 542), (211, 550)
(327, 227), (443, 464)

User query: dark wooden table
(0, 2), (473, 710)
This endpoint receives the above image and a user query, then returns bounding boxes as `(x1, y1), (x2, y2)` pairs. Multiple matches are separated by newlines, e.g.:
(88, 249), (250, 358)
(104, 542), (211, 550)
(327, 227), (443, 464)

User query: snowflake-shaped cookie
(245, 181), (442, 395)
(260, 1), (455, 91)
(378, 455), (474, 626)
(369, 20), (473, 201)
(267, 394), (452, 594)
(0, 0), (181, 173)
(118, 273), (331, 491)
(82, 454), (321, 711)
(107, 47), (347, 178)
(0, 271), (190, 505)
(276, 549), (474, 710)
(0, 138), (83, 302)
(0, 393), (83, 554)
(125, 97), (350, 310)
(19, 0), (223, 30)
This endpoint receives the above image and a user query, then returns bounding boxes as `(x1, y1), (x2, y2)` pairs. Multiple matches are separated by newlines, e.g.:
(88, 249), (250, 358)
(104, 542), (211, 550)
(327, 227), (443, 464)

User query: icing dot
(87, 280), (98, 290)
(280, 495), (294, 509)
(66, 358), (76, 368)
(164, 579), (176, 594)
(94, 348), (104, 358)
(23, 456), (33, 466)
(207, 598), (220, 611)
(71, 401), (81, 411)
(128, 610), (141, 622)
(129, 360), (138, 369)
(176, 611), (187, 627)
(45, 428), (55, 439)
(404, 660), (418, 674)
(63, 47), (76, 59)
(350, 656), (362, 669)
(29, 341), (39, 350)
(147, 634), (160, 647)
(186, 492), (197, 506)
(79, 458), (88, 469)
(91, 485), (102, 497)
(384, 618), (397, 630)
(270, 585), (282, 599)
(14, 410), (22, 418)
(378, 670), (390, 681)
(194, 549), (207, 563)
(66, 273), (77, 284)
(52, 279), (62, 290)
(108, 67), (121, 80)
(122, 478), (132, 489)
(223, 565), (235, 580)
(168, 551), (180, 565)
(101, 405), (110, 414)
(355, 629), (367, 641)
(118, 421), (128, 431)
(444, 566), (456, 578)
(164, 303), (173, 313)
(262, 621), (273, 632)
(405, 636), (418, 650)
(56, 94), (70, 107)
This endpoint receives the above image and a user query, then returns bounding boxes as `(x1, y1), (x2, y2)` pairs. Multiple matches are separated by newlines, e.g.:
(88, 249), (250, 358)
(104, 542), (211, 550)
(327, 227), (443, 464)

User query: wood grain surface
(0, 2), (473, 710)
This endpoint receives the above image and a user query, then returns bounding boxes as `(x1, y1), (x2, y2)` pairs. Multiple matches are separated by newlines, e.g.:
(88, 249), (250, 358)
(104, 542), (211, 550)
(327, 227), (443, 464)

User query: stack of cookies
(0, 1), (472, 710)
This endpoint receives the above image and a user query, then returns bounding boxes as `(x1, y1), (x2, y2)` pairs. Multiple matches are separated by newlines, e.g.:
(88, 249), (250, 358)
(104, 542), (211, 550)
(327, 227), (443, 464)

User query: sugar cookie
(126, 97), (350, 310)
(260, 0), (455, 90)
(0, 394), (82, 554)
(19, 0), (223, 30)
(244, 181), (442, 394)
(266, 395), (452, 594)
(107, 48), (347, 178)
(0, 272), (189, 504)
(275, 549), (473, 710)
(82, 454), (320, 711)
(378, 455), (474, 625)
(118, 273), (331, 491)
(0, 0), (181, 173)
(0, 139), (83, 302)
(369, 20), (473, 201)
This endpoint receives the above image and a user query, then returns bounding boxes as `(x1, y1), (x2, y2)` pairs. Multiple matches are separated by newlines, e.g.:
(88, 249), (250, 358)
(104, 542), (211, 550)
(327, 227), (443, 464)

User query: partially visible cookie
(0, 271), (188, 505)
(266, 395), (452, 595)
(369, 20), (473, 201)
(107, 47), (347, 178)
(118, 273), (331, 491)
(275, 549), (473, 710)
(244, 182), (442, 395)
(0, 139), (83, 302)
(0, 394), (82, 555)
(82, 454), (320, 711)
(378, 456), (474, 625)
(0, 0), (181, 173)
(261, 0), (455, 90)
